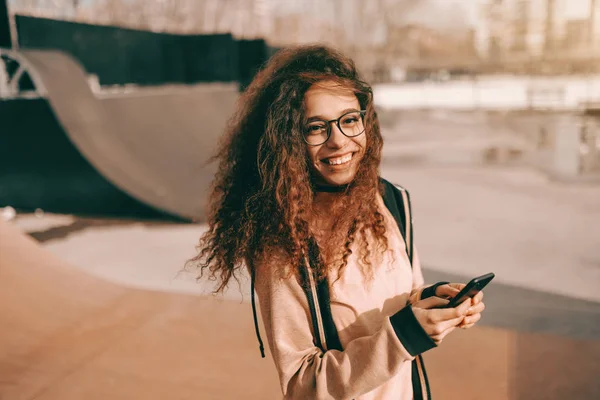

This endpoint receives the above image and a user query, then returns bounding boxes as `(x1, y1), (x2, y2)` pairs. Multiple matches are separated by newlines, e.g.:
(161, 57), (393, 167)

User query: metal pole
(7, 0), (18, 50)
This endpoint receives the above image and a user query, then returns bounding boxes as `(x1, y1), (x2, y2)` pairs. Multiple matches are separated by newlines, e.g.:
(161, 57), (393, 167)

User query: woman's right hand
(410, 296), (471, 345)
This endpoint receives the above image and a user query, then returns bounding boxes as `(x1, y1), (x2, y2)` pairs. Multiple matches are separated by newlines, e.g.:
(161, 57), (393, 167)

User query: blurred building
(476, 0), (600, 68)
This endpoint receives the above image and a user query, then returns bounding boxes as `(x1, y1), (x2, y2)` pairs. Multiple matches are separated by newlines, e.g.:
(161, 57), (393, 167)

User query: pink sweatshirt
(254, 194), (436, 399)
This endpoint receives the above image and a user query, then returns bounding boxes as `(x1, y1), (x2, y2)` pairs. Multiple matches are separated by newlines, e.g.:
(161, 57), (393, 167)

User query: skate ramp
(17, 50), (238, 220)
(1, 220), (599, 399)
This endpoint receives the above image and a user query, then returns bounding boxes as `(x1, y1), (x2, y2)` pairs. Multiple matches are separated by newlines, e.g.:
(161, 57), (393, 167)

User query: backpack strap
(299, 179), (414, 354)
(299, 238), (343, 353)
(380, 177), (414, 267)
(380, 179), (432, 400)
(298, 178), (431, 399)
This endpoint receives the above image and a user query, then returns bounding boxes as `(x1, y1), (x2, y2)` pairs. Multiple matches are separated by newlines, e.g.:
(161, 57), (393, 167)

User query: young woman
(191, 45), (485, 399)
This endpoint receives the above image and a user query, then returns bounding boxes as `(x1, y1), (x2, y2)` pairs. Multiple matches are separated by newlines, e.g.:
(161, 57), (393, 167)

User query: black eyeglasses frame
(303, 109), (367, 146)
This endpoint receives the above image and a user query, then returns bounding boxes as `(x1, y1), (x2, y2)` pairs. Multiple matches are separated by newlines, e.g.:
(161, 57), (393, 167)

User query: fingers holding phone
(434, 283), (463, 299)
(470, 290), (484, 305)
(434, 283), (484, 302)
(411, 296), (471, 345)
(419, 273), (493, 336)
(442, 273), (494, 309)
(436, 282), (485, 323)
(459, 298), (486, 329)
(444, 272), (492, 329)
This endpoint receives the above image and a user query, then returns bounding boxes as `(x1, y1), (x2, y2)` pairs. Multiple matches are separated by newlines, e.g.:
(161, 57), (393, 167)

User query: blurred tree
(10, 0), (213, 33)
(333, 0), (417, 79)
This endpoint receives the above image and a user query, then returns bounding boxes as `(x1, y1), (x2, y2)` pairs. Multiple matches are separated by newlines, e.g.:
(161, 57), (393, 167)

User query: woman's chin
(325, 178), (352, 187)
(319, 171), (356, 187)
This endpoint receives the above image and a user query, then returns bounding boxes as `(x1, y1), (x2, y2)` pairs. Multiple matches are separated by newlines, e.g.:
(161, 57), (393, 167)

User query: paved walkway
(2, 219), (599, 399)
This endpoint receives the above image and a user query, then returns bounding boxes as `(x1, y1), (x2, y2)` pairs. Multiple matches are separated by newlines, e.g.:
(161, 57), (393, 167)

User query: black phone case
(445, 272), (495, 308)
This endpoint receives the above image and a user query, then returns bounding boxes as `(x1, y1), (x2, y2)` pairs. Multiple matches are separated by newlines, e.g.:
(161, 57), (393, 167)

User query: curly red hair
(189, 44), (389, 292)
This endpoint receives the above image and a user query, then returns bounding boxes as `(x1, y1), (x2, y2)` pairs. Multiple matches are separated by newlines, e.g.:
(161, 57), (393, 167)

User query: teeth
(326, 153), (352, 165)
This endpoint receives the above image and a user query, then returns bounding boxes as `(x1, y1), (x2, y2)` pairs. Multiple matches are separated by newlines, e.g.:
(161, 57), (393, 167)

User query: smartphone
(444, 272), (495, 308)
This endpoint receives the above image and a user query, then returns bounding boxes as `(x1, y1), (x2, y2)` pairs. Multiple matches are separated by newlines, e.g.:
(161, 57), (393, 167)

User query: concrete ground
(3, 110), (599, 399)
(4, 217), (598, 400)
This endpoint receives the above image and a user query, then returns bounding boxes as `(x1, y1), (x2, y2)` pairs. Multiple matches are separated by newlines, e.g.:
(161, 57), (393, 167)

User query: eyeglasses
(303, 110), (366, 146)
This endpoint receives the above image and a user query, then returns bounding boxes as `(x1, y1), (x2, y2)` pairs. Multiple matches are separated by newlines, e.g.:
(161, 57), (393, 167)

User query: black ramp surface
(20, 50), (239, 220)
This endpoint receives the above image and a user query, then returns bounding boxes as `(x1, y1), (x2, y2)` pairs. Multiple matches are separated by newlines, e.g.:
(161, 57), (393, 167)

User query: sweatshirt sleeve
(254, 262), (436, 400)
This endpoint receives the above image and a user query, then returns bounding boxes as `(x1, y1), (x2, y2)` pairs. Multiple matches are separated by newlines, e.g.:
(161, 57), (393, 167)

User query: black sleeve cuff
(421, 281), (450, 300)
(389, 305), (437, 356)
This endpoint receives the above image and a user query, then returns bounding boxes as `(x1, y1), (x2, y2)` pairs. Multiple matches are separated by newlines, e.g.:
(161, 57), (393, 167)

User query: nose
(326, 122), (349, 149)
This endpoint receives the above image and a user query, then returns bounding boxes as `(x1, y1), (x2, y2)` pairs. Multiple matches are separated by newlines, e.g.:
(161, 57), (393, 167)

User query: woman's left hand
(434, 283), (485, 330)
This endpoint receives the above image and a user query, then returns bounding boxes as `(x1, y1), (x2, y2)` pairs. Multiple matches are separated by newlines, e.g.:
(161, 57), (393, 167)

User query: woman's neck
(310, 191), (346, 235)
(313, 190), (342, 211)
(312, 182), (349, 193)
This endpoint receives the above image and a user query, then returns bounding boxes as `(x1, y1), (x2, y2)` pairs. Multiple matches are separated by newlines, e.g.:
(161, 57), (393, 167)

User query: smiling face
(303, 81), (367, 187)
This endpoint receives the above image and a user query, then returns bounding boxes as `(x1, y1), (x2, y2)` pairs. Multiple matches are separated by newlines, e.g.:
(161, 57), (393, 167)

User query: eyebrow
(305, 108), (360, 123)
